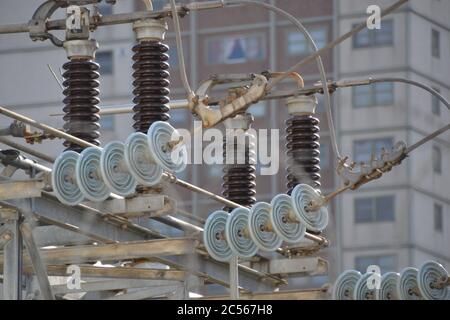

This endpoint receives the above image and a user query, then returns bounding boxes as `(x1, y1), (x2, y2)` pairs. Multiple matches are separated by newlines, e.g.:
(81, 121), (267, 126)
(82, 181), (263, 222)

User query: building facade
(335, 0), (450, 275)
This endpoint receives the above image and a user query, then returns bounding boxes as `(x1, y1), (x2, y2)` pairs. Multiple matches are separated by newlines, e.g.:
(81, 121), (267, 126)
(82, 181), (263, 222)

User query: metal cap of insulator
(285, 95), (318, 115)
(285, 95), (321, 195)
(223, 113), (254, 131)
(133, 18), (168, 42)
(63, 39), (99, 60)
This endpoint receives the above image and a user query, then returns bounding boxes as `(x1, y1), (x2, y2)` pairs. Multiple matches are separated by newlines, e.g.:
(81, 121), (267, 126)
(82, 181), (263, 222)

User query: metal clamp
(28, 0), (67, 46)
(189, 74), (268, 128)
(28, 1), (98, 46)
(0, 207), (20, 222)
(336, 141), (407, 188)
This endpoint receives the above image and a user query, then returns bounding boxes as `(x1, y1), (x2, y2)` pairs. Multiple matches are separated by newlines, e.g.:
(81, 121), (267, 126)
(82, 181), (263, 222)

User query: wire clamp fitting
(337, 141), (407, 189)
(189, 73), (268, 128)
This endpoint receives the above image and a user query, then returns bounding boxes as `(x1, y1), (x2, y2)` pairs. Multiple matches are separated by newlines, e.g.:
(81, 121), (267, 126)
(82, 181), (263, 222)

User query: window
(354, 137), (393, 163)
(287, 26), (327, 56)
(99, 115), (115, 131)
(434, 204), (443, 232)
(354, 196), (395, 223)
(353, 83), (394, 108)
(432, 29), (440, 58)
(320, 143), (330, 169)
(207, 34), (264, 65)
(353, 20), (393, 48)
(355, 255), (397, 274)
(97, 3), (113, 15)
(97, 51), (113, 75)
(432, 87), (441, 115)
(432, 145), (442, 174)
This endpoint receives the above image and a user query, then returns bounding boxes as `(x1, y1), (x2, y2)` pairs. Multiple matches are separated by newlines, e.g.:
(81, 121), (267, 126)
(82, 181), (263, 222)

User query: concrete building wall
(338, 13), (408, 74)
(336, 0), (450, 277)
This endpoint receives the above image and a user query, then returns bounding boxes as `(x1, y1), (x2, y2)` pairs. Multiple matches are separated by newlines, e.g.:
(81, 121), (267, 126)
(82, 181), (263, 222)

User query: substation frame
(0, 1), (330, 300)
(0, 175), (329, 300)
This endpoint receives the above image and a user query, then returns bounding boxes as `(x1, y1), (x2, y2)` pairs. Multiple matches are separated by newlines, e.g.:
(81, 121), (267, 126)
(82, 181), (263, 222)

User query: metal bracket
(20, 221), (55, 300)
(336, 141), (407, 188)
(0, 207), (19, 221)
(1, 120), (30, 138)
(85, 194), (166, 217)
(28, 0), (65, 46)
(0, 230), (12, 249)
(0, 180), (45, 201)
(51, 279), (182, 295)
(28, 0), (99, 46)
(152, 196), (176, 218)
(1, 165), (18, 178)
(189, 74), (268, 128)
(269, 257), (328, 277)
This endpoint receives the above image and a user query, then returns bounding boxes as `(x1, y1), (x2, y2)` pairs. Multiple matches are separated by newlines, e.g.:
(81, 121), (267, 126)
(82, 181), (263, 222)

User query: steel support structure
(2, 195), (282, 293)
(0, 208), (21, 300)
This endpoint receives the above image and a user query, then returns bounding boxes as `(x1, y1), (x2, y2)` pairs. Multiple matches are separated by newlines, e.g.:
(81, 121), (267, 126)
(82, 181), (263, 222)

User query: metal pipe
(0, 149), (51, 173)
(0, 127), (12, 136)
(175, 208), (206, 225)
(0, 2), (225, 35)
(163, 173), (241, 210)
(0, 23), (29, 34)
(50, 100), (190, 116)
(0, 106), (99, 150)
(405, 123), (450, 154)
(304, 232), (329, 246)
(0, 137), (55, 163)
(154, 215), (203, 234)
(368, 78), (450, 111)
(50, 86), (325, 117)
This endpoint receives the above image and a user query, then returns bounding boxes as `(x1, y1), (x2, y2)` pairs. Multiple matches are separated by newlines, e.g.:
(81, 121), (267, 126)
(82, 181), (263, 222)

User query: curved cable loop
(169, 0), (195, 100)
(223, 0), (341, 161)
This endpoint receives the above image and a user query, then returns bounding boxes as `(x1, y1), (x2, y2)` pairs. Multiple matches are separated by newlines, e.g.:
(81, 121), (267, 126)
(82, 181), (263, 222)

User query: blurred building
(335, 0), (450, 276)
(0, 0), (448, 289)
